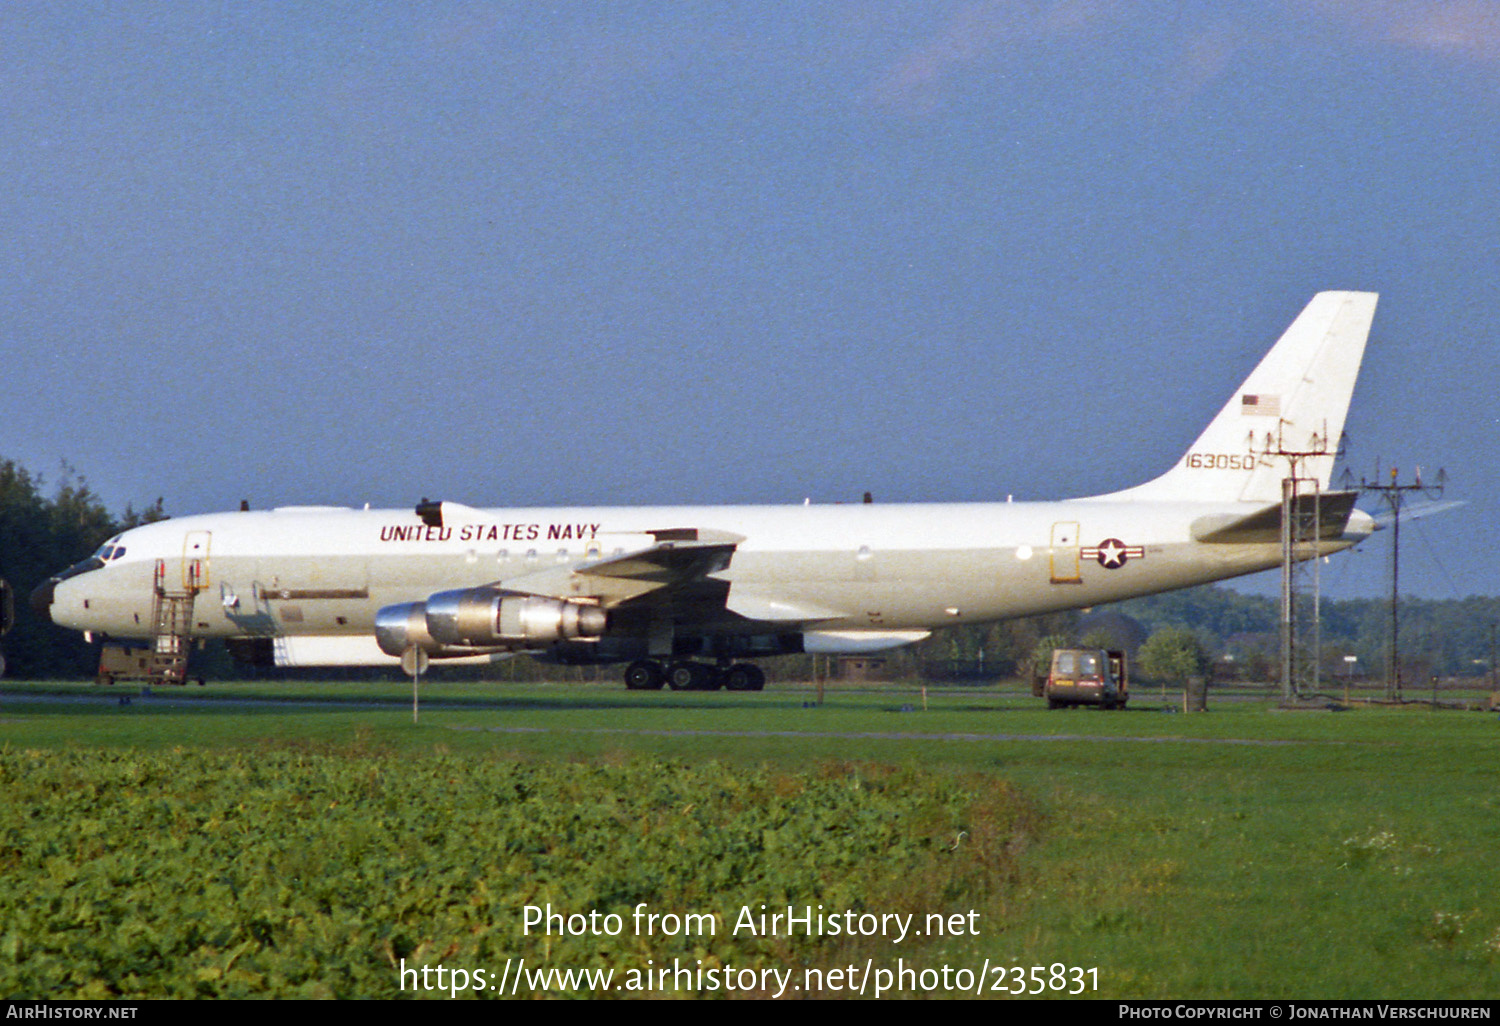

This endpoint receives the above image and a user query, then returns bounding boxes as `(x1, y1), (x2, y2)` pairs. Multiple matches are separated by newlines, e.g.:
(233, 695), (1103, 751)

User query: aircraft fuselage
(44, 497), (1370, 654)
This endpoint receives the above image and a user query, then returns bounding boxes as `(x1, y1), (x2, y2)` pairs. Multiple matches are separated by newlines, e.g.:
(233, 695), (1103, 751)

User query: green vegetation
(1, 680), (1496, 999)
(1117, 587), (1500, 684)
(1135, 626), (1210, 686)
(0, 459), (165, 678)
(0, 735), (1026, 999)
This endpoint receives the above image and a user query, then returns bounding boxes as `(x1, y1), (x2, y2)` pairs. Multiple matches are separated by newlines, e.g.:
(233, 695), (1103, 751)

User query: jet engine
(376, 589), (607, 656)
(425, 588), (607, 647)
(374, 601), (450, 657)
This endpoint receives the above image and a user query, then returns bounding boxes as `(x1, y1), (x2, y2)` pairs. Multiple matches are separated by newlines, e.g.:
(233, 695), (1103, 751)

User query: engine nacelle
(375, 600), (525, 659)
(374, 601), (443, 657)
(423, 588), (607, 648)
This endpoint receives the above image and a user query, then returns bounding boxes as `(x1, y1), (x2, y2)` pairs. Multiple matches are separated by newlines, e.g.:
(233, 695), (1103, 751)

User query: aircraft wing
(496, 528), (743, 608)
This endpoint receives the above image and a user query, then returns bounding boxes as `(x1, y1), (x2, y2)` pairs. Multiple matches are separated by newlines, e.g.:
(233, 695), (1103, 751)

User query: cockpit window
(60, 536), (127, 582)
(56, 555), (105, 582)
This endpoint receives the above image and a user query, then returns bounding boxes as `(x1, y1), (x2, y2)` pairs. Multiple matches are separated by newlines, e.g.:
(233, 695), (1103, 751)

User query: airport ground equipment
(1039, 648), (1129, 709)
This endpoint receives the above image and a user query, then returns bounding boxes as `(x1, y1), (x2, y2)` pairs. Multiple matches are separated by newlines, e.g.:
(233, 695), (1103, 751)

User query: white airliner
(36, 292), (1379, 690)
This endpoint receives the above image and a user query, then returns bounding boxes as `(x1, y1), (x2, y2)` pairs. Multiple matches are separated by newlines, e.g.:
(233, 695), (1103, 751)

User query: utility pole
(1354, 465), (1446, 702)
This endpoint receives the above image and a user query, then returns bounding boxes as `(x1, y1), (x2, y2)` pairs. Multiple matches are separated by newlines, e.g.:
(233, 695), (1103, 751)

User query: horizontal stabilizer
(1371, 499), (1466, 530)
(1191, 490), (1360, 544)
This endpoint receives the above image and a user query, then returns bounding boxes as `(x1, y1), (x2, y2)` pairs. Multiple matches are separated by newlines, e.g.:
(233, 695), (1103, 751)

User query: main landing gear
(623, 660), (766, 692)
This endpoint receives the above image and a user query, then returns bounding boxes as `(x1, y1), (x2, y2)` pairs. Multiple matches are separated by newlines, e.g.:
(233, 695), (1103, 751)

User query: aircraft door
(1049, 522), (1081, 584)
(183, 531), (211, 589)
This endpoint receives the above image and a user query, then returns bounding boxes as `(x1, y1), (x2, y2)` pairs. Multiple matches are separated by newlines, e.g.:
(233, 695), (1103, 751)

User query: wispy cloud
(1384, 1), (1500, 62)
(865, 0), (1127, 113)
(1157, 23), (1251, 115)
(1308, 0), (1500, 64)
(864, 0), (1500, 120)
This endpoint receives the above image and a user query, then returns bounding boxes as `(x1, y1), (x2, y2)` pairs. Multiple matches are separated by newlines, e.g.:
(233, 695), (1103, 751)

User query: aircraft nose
(30, 579), (56, 624)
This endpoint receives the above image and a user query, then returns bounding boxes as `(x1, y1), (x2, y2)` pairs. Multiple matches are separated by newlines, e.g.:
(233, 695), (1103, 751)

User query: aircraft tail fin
(1103, 291), (1378, 505)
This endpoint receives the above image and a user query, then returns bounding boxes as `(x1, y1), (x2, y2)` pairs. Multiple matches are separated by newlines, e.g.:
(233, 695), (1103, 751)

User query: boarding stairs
(146, 558), (205, 685)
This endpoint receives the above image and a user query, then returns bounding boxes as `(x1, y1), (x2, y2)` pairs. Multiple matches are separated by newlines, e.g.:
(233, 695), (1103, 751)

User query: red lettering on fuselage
(380, 522), (598, 544)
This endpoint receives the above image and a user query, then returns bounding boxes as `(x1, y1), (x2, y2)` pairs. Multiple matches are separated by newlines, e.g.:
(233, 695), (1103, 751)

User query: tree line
(891, 585), (1500, 684)
(0, 459), (164, 677)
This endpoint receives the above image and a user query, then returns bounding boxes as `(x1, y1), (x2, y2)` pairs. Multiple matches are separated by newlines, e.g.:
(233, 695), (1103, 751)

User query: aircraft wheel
(668, 662), (717, 690)
(724, 664), (765, 691)
(667, 662), (699, 691)
(624, 660), (665, 690)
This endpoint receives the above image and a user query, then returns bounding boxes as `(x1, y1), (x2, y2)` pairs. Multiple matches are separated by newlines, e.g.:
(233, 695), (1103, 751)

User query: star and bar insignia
(1080, 538), (1145, 569)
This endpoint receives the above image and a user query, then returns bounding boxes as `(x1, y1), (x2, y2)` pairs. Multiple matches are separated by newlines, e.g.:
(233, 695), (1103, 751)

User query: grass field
(1, 677), (1496, 999)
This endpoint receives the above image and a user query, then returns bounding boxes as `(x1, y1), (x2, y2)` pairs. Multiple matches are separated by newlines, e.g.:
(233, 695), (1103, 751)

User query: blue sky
(3, 2), (1495, 598)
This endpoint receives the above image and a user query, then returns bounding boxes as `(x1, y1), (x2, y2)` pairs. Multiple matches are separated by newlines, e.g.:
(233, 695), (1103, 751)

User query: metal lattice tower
(1353, 464), (1446, 702)
(1253, 420), (1337, 701)
(1279, 475), (1325, 699)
